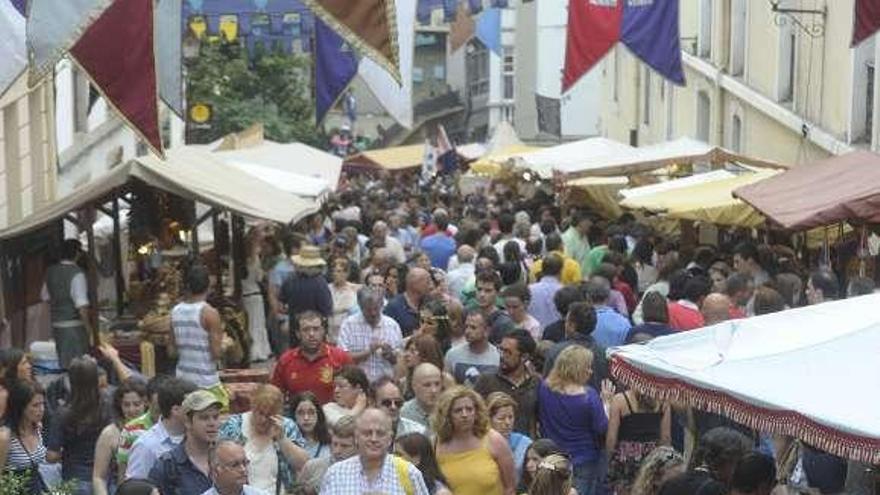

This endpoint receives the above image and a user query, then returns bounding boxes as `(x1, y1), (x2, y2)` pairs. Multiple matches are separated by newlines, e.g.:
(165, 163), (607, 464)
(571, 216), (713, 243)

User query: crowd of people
(0, 171), (872, 495)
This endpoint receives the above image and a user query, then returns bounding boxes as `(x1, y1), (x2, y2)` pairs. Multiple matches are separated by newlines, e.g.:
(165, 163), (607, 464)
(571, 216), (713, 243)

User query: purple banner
(621, 0), (685, 85)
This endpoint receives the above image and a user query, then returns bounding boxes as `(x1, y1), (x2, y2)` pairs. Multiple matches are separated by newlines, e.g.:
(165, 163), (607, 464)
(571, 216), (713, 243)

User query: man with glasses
(474, 329), (539, 437)
(271, 311), (352, 405)
(372, 377), (425, 439)
(201, 440), (266, 495)
(320, 408), (430, 494)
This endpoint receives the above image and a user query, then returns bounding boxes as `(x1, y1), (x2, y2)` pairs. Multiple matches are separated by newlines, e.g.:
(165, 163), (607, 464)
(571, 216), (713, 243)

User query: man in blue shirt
(149, 390), (222, 495)
(584, 276), (631, 348)
(419, 210), (456, 270)
(384, 267), (431, 337)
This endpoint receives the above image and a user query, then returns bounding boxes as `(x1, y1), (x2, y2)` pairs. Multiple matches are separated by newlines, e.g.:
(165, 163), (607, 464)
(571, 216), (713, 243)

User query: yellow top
(437, 437), (503, 495)
(530, 250), (583, 286)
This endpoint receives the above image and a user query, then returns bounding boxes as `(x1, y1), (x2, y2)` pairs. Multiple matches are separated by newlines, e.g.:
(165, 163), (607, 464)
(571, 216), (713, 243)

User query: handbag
(16, 434), (49, 494)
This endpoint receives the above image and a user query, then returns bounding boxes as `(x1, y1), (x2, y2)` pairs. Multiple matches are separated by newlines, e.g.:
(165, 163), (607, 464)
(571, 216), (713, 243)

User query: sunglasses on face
(380, 398), (405, 408)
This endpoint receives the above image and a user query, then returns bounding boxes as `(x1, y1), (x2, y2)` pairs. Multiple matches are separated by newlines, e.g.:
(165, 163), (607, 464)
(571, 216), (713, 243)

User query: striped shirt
(172, 301), (220, 388)
(5, 432), (47, 471)
(338, 313), (403, 383)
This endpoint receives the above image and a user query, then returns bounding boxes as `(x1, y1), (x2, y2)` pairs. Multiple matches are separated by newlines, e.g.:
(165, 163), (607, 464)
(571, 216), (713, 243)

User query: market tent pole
(112, 198), (125, 317)
(232, 215), (245, 299)
(190, 201), (200, 255)
(85, 211), (100, 346)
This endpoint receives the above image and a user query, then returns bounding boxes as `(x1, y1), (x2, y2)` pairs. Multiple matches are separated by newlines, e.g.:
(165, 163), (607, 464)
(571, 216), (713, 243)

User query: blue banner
(621, 0), (685, 85)
(314, 18), (358, 123)
(475, 7), (501, 55)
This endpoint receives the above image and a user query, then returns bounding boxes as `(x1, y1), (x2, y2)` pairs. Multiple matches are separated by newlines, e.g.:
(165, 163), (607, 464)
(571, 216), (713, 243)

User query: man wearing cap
(149, 389), (222, 495)
(279, 245), (333, 345)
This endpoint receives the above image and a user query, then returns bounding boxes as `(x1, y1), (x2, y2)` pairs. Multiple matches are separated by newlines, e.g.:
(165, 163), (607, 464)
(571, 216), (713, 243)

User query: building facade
(601, 0), (874, 165)
(513, 0), (601, 143)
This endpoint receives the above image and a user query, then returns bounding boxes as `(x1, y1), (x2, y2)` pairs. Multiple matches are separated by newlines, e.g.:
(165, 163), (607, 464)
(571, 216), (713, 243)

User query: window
(778, 23), (795, 103)
(466, 41), (489, 96)
(698, 0), (713, 59)
(730, 0), (746, 76)
(503, 46), (515, 100)
(731, 114), (742, 152)
(643, 68), (651, 125)
(851, 36), (876, 143)
(697, 91), (711, 142)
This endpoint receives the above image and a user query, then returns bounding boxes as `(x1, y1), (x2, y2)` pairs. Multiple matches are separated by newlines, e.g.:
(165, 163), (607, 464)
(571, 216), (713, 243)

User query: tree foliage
(186, 42), (324, 147)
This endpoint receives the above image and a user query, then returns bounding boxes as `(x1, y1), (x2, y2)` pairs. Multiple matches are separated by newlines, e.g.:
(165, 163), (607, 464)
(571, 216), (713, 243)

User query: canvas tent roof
(344, 144), (425, 170)
(620, 170), (736, 199)
(523, 137), (785, 180)
(620, 170), (779, 228)
(609, 294), (880, 463)
(0, 147), (319, 240)
(212, 141), (342, 198)
(516, 137), (637, 178)
(734, 150), (880, 230)
(485, 121), (524, 155)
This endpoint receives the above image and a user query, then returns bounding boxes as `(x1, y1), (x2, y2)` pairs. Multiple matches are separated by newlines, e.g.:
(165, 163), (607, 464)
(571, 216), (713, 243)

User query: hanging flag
(535, 93), (561, 136)
(156, 0), (185, 118)
(27, 0), (114, 84)
(436, 124), (458, 174)
(421, 138), (437, 183)
(562, 0), (621, 92)
(621, 0), (685, 85)
(69, 0), (164, 156)
(301, 0), (401, 83)
(10, 0), (24, 14)
(314, 18), (358, 124)
(563, 0), (684, 92)
(491, 0), (508, 7)
(475, 7), (502, 55)
(443, 0), (457, 21)
(359, 0), (416, 129)
(417, 0), (437, 24)
(0, 0), (26, 98)
(450, 1), (475, 52)
(469, 0), (483, 14)
(853, 0), (880, 46)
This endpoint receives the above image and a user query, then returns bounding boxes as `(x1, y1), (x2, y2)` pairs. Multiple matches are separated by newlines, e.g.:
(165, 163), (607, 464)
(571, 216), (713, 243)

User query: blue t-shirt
(537, 380), (608, 466)
(383, 293), (420, 337)
(420, 233), (456, 270)
(592, 306), (632, 348)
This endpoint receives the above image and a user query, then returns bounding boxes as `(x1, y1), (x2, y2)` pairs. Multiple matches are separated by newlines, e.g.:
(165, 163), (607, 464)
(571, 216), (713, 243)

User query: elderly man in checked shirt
(320, 408), (430, 495)
(338, 287), (404, 383)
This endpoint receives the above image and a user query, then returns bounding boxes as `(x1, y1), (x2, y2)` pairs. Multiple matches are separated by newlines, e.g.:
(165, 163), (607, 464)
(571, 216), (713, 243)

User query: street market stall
(344, 143), (427, 171)
(734, 150), (880, 230)
(608, 293), (880, 463)
(620, 170), (780, 228)
(0, 146), (320, 372)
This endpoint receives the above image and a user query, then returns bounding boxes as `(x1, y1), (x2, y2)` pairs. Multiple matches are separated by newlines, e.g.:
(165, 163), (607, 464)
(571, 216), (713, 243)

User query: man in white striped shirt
(339, 287), (403, 383)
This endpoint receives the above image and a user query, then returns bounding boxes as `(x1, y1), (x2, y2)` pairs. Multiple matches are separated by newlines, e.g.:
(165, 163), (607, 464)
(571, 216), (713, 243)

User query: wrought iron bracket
(770, 0), (826, 38)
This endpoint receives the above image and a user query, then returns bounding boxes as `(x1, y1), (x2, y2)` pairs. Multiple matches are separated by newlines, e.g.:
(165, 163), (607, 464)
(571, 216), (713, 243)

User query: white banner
(358, 0), (416, 129)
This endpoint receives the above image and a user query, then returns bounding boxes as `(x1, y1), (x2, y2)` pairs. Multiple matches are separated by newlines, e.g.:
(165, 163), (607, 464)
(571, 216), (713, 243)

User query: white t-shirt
(444, 343), (500, 387)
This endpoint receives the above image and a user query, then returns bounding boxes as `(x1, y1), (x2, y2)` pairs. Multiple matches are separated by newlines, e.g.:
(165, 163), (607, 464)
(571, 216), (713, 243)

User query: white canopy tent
(516, 137), (637, 178)
(559, 137), (786, 180)
(609, 294), (880, 463)
(620, 170), (736, 200)
(212, 141), (342, 199)
(0, 146), (320, 240)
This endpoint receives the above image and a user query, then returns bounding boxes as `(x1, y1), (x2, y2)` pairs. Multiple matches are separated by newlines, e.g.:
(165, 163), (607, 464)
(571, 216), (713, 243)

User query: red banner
(563, 0), (623, 92)
(853, 0), (880, 46)
(69, 0), (163, 157)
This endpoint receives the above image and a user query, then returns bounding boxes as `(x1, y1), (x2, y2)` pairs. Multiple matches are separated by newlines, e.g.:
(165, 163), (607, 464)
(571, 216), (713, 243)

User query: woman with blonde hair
(629, 446), (685, 495)
(537, 345), (613, 495)
(528, 453), (577, 495)
(433, 385), (516, 495)
(218, 383), (310, 494)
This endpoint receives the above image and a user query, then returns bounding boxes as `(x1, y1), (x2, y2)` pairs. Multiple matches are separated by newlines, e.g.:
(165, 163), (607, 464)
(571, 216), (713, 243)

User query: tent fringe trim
(609, 355), (880, 464)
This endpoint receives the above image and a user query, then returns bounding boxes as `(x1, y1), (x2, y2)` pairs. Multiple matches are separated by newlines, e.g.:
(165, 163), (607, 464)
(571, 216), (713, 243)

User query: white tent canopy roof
(0, 147), (319, 240)
(516, 137), (637, 178)
(212, 141), (342, 198)
(485, 121), (524, 155)
(609, 294), (880, 463)
(620, 170), (736, 199)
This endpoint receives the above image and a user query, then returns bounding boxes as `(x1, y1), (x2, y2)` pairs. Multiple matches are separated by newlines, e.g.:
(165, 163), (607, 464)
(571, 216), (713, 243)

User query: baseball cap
(181, 390), (222, 415)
